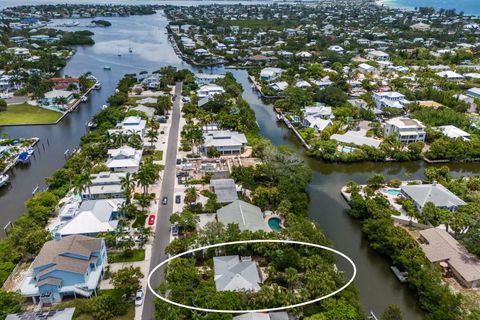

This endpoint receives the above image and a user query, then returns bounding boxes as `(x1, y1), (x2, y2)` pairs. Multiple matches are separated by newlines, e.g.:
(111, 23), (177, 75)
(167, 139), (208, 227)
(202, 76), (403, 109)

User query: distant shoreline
(380, 0), (480, 17)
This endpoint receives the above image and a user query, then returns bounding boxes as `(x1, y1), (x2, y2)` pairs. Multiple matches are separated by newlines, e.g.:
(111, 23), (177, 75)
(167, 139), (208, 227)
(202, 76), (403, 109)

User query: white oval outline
(147, 239), (357, 313)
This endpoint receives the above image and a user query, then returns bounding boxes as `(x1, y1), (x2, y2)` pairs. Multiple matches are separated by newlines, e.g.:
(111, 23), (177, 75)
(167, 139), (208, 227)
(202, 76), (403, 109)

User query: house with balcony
(108, 116), (147, 138)
(106, 146), (142, 173)
(197, 84), (225, 98)
(384, 117), (426, 143)
(373, 91), (408, 109)
(201, 130), (247, 155)
(49, 77), (80, 92)
(81, 172), (126, 200)
(20, 235), (107, 304)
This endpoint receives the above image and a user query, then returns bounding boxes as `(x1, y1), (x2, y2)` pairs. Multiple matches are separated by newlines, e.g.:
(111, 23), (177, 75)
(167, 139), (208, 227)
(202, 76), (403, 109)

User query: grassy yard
(0, 103), (62, 125)
(108, 249), (145, 263)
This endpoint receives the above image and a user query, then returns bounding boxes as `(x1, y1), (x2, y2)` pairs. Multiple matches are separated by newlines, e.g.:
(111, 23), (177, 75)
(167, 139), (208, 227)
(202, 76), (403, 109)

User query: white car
(135, 289), (143, 306)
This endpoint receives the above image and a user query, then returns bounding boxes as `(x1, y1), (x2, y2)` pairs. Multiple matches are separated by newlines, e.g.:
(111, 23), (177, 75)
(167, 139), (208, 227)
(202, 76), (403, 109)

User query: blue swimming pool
(385, 189), (401, 196)
(268, 217), (282, 232)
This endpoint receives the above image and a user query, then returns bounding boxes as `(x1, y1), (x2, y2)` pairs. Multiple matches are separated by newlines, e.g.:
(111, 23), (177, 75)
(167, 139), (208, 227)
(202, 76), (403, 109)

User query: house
(400, 182), (466, 212)
(331, 131), (382, 148)
(213, 255), (261, 292)
(210, 178), (238, 204)
(217, 200), (268, 232)
(295, 80), (311, 89)
(57, 199), (124, 237)
(295, 51), (312, 61)
(202, 130), (247, 155)
(434, 125), (470, 141)
(43, 90), (74, 105)
(233, 313), (289, 320)
(358, 63), (377, 74)
(197, 84), (225, 98)
(328, 45), (344, 54)
(270, 81), (288, 91)
(142, 75), (160, 90)
(195, 73), (225, 85)
(82, 172), (126, 200)
(466, 87), (480, 98)
(419, 228), (480, 288)
(193, 48), (209, 56)
(384, 117), (426, 143)
(6, 308), (76, 320)
(248, 55), (278, 65)
(117, 116), (147, 136)
(367, 50), (389, 61)
(106, 146), (142, 173)
(302, 105), (333, 119)
(49, 77), (80, 91)
(20, 235), (107, 304)
(259, 67), (283, 82)
(410, 22), (430, 31)
(436, 71), (464, 80)
(303, 117), (331, 132)
(373, 91), (408, 109)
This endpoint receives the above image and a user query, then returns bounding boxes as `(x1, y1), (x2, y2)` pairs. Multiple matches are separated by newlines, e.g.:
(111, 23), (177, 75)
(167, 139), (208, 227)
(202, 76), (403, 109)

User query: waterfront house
(210, 178), (238, 204)
(233, 313), (289, 320)
(302, 104), (333, 119)
(248, 55), (278, 65)
(194, 48), (209, 56)
(106, 146), (142, 173)
(201, 130), (247, 155)
(195, 73), (225, 85)
(304, 117), (332, 132)
(400, 182), (466, 212)
(384, 117), (426, 143)
(434, 125), (470, 141)
(109, 116), (147, 138)
(6, 308), (75, 320)
(213, 255), (261, 292)
(57, 199), (123, 237)
(49, 77), (80, 92)
(259, 67), (283, 82)
(197, 84), (225, 98)
(373, 91), (408, 109)
(142, 75), (161, 90)
(20, 235), (107, 304)
(331, 131), (382, 148)
(270, 81), (288, 91)
(216, 200), (268, 232)
(419, 228), (480, 288)
(82, 171), (126, 200)
(43, 90), (74, 105)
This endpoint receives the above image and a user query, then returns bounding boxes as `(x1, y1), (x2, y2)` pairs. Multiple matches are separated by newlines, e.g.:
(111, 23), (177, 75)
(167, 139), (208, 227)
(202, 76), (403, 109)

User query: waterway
(0, 6), (479, 320)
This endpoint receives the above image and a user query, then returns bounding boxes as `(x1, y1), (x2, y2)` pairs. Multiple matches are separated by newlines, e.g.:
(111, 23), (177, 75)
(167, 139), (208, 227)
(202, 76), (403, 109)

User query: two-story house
(82, 172), (126, 200)
(21, 235), (107, 304)
(384, 117), (426, 143)
(106, 146), (142, 173)
(201, 130), (247, 155)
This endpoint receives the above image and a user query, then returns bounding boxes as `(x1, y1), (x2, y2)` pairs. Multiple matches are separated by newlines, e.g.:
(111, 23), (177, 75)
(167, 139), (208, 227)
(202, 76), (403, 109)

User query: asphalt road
(142, 82), (182, 320)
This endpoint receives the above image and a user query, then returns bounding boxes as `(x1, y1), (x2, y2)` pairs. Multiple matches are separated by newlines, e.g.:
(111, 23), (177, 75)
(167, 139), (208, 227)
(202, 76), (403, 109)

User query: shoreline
(379, 0), (480, 17)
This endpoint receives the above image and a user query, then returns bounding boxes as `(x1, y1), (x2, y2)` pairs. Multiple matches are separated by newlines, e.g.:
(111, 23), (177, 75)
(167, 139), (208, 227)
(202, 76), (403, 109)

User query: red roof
(50, 77), (79, 83)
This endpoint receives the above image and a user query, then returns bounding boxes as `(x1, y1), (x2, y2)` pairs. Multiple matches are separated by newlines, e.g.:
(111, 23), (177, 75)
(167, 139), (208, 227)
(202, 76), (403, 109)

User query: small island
(91, 19), (112, 27)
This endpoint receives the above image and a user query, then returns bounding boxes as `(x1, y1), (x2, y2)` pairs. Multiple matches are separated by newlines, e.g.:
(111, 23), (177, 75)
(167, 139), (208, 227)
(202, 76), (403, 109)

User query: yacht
(93, 82), (101, 90)
(103, 65), (111, 70)
(81, 95), (88, 102)
(0, 174), (10, 188)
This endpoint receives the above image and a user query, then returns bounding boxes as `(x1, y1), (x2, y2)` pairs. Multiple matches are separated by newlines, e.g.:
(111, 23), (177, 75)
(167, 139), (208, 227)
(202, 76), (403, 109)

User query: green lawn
(0, 103), (63, 125)
(108, 249), (145, 263)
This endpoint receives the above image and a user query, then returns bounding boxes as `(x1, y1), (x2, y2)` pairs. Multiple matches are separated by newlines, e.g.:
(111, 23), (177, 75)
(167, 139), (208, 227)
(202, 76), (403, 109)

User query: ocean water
(384, 0), (480, 16)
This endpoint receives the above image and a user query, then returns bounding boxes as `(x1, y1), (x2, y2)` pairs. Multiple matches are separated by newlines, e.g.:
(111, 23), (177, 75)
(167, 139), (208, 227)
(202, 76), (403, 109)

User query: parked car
(171, 223), (179, 236)
(176, 158), (181, 165)
(162, 196), (168, 205)
(148, 215), (156, 225)
(175, 195), (181, 204)
(122, 227), (131, 234)
(182, 96), (191, 103)
(135, 290), (143, 306)
(134, 235), (144, 242)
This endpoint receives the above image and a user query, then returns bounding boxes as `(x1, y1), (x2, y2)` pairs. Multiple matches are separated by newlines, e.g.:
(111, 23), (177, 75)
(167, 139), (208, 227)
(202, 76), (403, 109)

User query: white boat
(27, 147), (35, 155)
(0, 174), (9, 188)
(101, 105), (108, 110)
(276, 114), (283, 121)
(93, 82), (101, 90)
(103, 65), (111, 70)
(81, 96), (88, 102)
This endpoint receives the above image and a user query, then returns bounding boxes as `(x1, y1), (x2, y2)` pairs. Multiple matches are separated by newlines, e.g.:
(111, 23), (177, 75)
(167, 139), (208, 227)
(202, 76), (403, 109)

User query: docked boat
(86, 121), (97, 129)
(103, 65), (111, 70)
(17, 151), (31, 164)
(81, 95), (88, 102)
(390, 265), (408, 283)
(0, 174), (10, 188)
(101, 105), (108, 110)
(276, 114), (283, 121)
(93, 82), (101, 90)
(27, 147), (35, 155)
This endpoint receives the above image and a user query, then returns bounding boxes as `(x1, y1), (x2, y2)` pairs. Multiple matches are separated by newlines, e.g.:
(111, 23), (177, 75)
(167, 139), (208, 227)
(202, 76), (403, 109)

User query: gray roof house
(419, 228), (480, 288)
(202, 130), (247, 155)
(217, 200), (268, 232)
(57, 199), (124, 237)
(233, 313), (289, 320)
(400, 182), (466, 212)
(6, 308), (75, 320)
(210, 178), (238, 203)
(213, 255), (261, 292)
(82, 172), (126, 200)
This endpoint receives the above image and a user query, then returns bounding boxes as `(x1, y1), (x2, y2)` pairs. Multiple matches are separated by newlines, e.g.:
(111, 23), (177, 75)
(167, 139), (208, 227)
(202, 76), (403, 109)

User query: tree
(0, 99), (7, 112)
(421, 202), (451, 227)
(120, 172), (136, 204)
(381, 305), (404, 320)
(75, 172), (93, 199)
(170, 210), (199, 233)
(367, 174), (385, 189)
(184, 187), (198, 206)
(145, 128), (159, 146)
(0, 290), (23, 319)
(111, 266), (143, 297)
(252, 186), (281, 211)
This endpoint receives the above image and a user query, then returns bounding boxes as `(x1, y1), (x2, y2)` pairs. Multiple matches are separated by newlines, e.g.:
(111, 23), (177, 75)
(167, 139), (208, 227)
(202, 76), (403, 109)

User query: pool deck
(264, 213), (285, 232)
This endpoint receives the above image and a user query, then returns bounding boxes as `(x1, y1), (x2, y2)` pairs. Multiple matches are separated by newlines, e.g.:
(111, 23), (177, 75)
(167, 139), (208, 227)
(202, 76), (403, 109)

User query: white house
(358, 63), (377, 74)
(384, 117), (426, 143)
(259, 67), (283, 82)
(295, 80), (311, 89)
(195, 73), (225, 85)
(270, 81), (288, 91)
(367, 50), (390, 61)
(109, 116), (147, 138)
(401, 182), (465, 212)
(106, 146), (142, 173)
(43, 90), (74, 105)
(193, 48), (209, 56)
(434, 125), (470, 141)
(328, 45), (344, 54)
(466, 87), (480, 98)
(373, 91), (408, 109)
(202, 130), (247, 155)
(436, 71), (464, 80)
(197, 84), (225, 98)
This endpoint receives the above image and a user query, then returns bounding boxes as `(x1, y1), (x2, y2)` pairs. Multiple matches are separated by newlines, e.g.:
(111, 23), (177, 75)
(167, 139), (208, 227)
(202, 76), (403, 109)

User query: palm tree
(135, 164), (155, 195)
(145, 128), (159, 146)
(75, 172), (93, 199)
(120, 172), (136, 204)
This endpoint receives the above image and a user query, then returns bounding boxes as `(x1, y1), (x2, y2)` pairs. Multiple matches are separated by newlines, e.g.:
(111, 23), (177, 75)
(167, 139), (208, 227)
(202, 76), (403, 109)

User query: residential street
(141, 82), (182, 320)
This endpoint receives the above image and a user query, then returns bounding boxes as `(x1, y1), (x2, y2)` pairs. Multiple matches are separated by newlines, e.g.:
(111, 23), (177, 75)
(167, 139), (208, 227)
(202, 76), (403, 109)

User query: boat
(93, 82), (101, 90)
(86, 121), (97, 129)
(390, 265), (408, 283)
(103, 65), (111, 70)
(276, 114), (283, 121)
(27, 147), (35, 155)
(81, 95), (88, 102)
(0, 174), (10, 188)
(101, 105), (108, 110)
(17, 151), (31, 164)
(117, 52), (122, 56)
(129, 47), (133, 53)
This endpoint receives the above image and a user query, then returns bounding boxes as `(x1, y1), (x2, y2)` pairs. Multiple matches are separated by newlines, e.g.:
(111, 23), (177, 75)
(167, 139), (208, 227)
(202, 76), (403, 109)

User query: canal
(1, 6), (479, 319)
